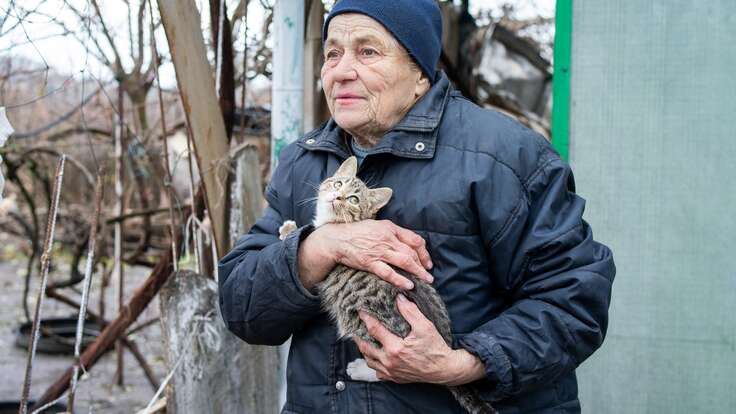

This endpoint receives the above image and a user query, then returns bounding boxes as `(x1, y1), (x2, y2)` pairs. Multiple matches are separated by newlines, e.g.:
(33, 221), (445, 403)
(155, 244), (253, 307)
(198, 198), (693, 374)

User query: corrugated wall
(568, 1), (736, 412)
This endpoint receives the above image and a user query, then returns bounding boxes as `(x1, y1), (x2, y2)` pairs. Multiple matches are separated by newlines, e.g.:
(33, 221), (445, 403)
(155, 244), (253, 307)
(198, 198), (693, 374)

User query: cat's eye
(348, 196), (359, 205)
(333, 181), (342, 189)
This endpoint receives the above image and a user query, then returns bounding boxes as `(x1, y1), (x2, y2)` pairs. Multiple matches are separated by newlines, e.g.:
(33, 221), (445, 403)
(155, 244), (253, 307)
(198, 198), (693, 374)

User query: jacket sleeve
(217, 150), (322, 346)
(458, 148), (615, 401)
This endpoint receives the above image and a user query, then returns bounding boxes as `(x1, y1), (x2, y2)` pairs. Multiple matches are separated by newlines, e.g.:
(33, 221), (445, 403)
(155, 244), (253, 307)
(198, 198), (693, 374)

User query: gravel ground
(0, 233), (168, 413)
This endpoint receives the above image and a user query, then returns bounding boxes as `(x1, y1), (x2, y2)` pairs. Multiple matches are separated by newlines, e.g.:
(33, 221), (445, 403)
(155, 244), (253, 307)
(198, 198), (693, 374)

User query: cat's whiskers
(297, 196), (319, 206)
(362, 173), (378, 188)
(303, 180), (321, 191)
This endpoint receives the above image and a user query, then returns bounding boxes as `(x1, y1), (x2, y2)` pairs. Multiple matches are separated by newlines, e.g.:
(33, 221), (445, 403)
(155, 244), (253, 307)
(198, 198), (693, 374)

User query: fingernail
(397, 293), (407, 302)
(428, 260), (433, 269)
(404, 280), (414, 290)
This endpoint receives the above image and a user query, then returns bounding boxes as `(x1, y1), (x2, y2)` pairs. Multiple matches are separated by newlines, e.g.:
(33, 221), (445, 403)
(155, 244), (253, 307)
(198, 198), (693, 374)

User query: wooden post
(160, 270), (279, 414)
(228, 144), (280, 414)
(229, 144), (265, 242)
(158, 0), (231, 258)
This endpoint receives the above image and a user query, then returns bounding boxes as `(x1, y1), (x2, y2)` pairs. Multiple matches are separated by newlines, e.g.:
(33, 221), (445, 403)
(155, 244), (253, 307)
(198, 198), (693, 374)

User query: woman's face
(321, 14), (428, 140)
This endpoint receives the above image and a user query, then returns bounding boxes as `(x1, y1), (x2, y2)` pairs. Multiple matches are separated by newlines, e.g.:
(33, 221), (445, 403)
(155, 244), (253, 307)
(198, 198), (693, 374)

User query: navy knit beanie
(322, 0), (443, 83)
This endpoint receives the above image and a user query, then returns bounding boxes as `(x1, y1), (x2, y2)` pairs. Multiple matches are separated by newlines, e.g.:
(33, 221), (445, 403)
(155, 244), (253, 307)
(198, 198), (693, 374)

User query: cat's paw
(346, 358), (380, 382)
(278, 220), (298, 240)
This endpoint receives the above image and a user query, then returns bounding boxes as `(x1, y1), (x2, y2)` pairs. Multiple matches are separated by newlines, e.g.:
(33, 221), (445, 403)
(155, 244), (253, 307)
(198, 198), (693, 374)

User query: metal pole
(272, 1), (305, 409)
(270, 0), (305, 170)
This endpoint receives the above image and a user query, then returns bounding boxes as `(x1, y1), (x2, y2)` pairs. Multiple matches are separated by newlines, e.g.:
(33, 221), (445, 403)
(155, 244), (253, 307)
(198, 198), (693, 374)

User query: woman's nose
(332, 53), (358, 82)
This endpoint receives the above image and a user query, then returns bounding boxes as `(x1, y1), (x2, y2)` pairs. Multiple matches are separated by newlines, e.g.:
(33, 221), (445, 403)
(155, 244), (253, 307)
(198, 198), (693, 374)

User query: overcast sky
(1, 0), (555, 91)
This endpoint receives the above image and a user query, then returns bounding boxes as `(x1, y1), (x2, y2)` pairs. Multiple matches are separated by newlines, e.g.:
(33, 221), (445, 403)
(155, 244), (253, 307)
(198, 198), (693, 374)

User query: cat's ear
(368, 187), (393, 214)
(334, 156), (358, 177)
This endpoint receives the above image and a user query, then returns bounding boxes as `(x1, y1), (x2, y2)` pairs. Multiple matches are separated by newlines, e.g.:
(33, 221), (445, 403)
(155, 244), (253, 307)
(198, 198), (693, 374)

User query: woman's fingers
(368, 261), (414, 290)
(391, 223), (433, 270)
(381, 249), (433, 284)
(332, 220), (434, 288)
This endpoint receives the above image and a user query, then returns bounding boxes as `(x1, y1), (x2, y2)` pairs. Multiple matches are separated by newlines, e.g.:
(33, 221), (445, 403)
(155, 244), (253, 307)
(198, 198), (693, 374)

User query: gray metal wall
(568, 1), (736, 412)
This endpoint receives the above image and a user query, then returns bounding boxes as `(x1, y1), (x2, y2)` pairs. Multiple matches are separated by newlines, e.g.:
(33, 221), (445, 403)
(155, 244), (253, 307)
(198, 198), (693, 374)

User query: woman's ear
(415, 75), (430, 97)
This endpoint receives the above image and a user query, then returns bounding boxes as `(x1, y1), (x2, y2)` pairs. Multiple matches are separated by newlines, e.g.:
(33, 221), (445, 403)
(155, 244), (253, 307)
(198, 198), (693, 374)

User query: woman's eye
(334, 181), (342, 189)
(361, 48), (378, 57)
(326, 49), (340, 59)
(348, 196), (359, 205)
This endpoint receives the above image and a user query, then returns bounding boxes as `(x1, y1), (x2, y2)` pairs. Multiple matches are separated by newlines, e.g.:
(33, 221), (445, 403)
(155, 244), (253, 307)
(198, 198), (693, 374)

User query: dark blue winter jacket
(218, 72), (615, 413)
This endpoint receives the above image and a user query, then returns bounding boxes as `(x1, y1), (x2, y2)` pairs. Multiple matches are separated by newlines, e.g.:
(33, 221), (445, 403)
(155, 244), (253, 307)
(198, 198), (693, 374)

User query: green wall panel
(568, 1), (736, 412)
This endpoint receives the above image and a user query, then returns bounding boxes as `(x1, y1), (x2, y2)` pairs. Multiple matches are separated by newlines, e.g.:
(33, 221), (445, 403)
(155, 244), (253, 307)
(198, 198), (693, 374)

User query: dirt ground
(0, 232), (168, 413)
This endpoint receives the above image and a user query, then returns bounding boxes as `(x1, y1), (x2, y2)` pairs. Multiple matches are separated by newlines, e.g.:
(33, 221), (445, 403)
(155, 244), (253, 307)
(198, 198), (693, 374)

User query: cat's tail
(448, 385), (498, 414)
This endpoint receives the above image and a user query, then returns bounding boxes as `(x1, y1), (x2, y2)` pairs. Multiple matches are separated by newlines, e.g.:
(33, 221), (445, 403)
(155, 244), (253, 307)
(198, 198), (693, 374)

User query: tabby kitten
(279, 156), (496, 414)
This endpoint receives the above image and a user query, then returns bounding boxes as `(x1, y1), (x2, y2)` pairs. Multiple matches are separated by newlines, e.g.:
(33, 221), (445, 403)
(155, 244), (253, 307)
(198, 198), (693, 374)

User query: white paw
(346, 358), (379, 382)
(278, 220), (297, 240)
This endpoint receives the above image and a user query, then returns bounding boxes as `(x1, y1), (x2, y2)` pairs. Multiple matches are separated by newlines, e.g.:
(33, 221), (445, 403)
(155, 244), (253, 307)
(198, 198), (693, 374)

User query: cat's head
(313, 156), (393, 227)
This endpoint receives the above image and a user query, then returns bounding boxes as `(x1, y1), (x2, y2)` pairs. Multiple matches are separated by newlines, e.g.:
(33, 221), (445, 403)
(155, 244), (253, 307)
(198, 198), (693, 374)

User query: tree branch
(11, 86), (105, 139)
(89, 0), (125, 76)
(134, 0), (147, 74)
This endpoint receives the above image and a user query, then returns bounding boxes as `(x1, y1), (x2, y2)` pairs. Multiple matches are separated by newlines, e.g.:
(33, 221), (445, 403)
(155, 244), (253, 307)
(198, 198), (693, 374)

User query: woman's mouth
(335, 93), (364, 105)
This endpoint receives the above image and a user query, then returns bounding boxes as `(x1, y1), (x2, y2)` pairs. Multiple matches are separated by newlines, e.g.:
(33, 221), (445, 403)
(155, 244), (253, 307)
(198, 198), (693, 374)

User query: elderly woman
(218, 0), (615, 413)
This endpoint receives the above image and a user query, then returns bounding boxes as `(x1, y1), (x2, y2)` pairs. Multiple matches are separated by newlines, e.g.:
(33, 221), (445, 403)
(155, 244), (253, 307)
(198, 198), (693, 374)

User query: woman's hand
(297, 220), (433, 290)
(353, 294), (486, 386)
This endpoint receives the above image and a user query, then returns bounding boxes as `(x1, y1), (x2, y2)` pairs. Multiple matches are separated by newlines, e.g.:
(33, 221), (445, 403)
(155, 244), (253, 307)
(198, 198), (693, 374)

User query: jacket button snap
(415, 142), (425, 152)
(335, 381), (346, 391)
(306, 138), (316, 145)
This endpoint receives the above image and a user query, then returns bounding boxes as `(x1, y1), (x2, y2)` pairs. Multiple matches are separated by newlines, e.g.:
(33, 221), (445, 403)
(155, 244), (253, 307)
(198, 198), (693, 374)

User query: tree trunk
(158, 0), (231, 257)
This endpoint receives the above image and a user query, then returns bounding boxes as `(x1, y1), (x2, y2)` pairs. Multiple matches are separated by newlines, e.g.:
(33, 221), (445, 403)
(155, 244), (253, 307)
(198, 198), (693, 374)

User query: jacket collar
(298, 71), (452, 160)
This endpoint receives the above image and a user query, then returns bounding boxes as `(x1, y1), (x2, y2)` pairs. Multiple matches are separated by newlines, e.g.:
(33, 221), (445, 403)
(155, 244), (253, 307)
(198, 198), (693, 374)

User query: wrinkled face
(321, 14), (428, 138)
(314, 157), (392, 226)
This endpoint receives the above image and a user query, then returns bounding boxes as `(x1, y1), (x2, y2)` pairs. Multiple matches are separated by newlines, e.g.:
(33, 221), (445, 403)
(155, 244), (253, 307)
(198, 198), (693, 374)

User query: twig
(44, 289), (161, 393)
(184, 126), (201, 273)
(142, 312), (212, 413)
(5, 75), (75, 110)
(215, 0), (226, 98)
(89, 0), (124, 73)
(19, 155), (66, 414)
(105, 207), (170, 224)
(148, 0), (179, 271)
(30, 218), (186, 411)
(17, 147), (95, 187)
(126, 317), (160, 336)
(239, 0), (248, 142)
(136, 396), (166, 414)
(2, 157), (40, 323)
(10, 86), (103, 139)
(67, 170), (104, 412)
(7, 0), (49, 91)
(123, 338), (160, 391)
(113, 83), (126, 387)
(30, 395), (66, 414)
(45, 289), (105, 327)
